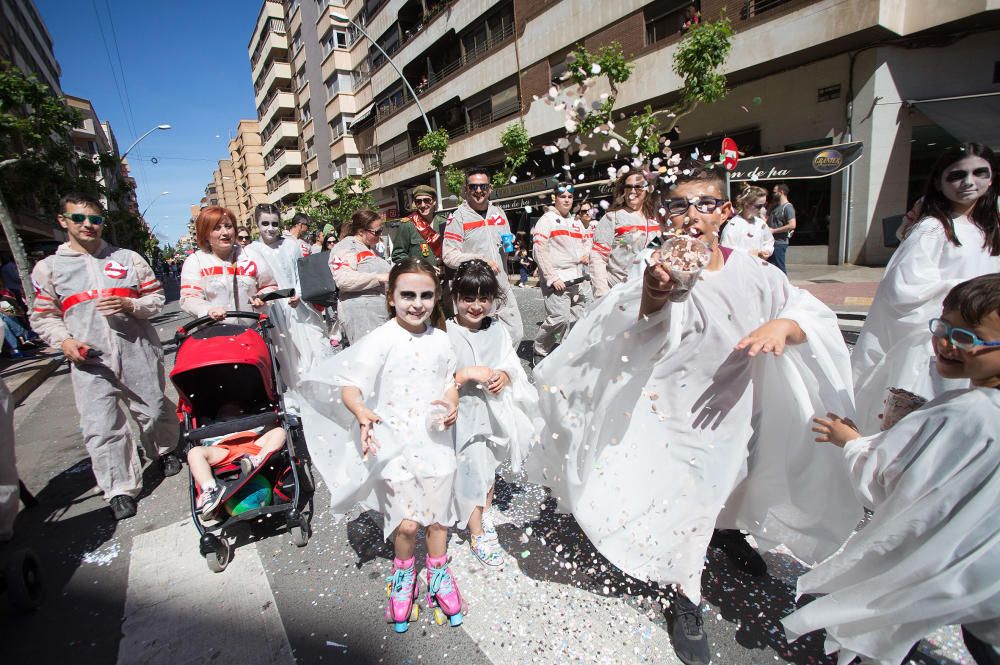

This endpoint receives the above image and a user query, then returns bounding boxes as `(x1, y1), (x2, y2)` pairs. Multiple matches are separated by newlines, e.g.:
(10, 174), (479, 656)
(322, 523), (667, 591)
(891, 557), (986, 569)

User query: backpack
(296, 252), (338, 307)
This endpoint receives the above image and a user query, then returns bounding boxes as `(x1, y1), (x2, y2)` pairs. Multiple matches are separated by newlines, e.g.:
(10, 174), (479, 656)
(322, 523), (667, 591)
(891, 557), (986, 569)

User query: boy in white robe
(784, 272), (1000, 665)
(528, 160), (861, 665)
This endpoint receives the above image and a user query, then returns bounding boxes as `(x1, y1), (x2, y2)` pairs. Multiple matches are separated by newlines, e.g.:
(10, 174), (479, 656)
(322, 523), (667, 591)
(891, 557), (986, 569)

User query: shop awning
(729, 142), (864, 182)
(906, 92), (1000, 150)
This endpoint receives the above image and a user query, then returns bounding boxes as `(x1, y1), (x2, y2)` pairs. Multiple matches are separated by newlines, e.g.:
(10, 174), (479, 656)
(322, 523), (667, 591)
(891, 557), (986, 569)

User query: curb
(11, 356), (63, 406)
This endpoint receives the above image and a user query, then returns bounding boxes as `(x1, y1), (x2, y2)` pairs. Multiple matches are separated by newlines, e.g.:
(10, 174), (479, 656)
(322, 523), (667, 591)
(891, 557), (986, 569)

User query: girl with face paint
(852, 143), (1000, 433)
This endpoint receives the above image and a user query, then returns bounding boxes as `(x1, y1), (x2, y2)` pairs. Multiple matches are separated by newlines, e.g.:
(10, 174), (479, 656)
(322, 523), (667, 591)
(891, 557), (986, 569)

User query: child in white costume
(784, 273), (1000, 665)
(446, 260), (539, 566)
(852, 143), (1000, 433)
(528, 160), (861, 665)
(297, 259), (466, 633)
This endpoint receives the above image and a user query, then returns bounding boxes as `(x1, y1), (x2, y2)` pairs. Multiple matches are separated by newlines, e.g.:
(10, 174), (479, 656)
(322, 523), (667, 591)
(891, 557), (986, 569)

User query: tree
(491, 123), (531, 189)
(542, 17), (734, 170)
(293, 176), (377, 236)
(0, 61), (87, 307)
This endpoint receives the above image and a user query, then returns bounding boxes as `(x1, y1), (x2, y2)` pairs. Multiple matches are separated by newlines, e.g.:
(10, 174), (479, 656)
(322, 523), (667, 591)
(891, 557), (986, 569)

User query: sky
(35, 0), (260, 244)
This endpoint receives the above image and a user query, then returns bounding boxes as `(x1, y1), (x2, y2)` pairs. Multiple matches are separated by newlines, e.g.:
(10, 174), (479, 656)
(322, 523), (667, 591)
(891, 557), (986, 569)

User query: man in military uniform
(391, 185), (447, 267)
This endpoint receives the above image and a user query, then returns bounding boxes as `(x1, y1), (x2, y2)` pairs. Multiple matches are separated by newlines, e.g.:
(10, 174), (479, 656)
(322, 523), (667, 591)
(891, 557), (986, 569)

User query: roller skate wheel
(393, 621), (410, 633)
(433, 608), (446, 625)
(448, 611), (464, 627)
(410, 604), (419, 622)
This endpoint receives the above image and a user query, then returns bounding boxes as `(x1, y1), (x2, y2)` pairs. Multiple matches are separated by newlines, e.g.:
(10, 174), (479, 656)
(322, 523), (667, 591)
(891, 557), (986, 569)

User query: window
(321, 29), (350, 55)
(294, 66), (306, 91)
(305, 137), (315, 159)
(643, 0), (691, 46)
(325, 72), (352, 99)
(301, 104), (312, 124)
(292, 28), (303, 53)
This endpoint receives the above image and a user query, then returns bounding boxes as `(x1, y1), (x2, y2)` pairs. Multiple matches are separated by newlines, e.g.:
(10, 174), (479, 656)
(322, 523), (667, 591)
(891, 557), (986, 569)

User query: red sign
(721, 137), (739, 172)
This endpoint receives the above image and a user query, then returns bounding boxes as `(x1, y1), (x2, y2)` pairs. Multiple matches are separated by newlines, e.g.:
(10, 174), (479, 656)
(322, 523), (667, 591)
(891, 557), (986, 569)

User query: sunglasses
(556, 185), (574, 193)
(62, 213), (105, 225)
(325, 239), (337, 245)
(414, 197), (435, 205)
(944, 167), (992, 182)
(664, 196), (726, 216)
(467, 183), (490, 192)
(366, 227), (383, 236)
(237, 235), (250, 241)
(928, 318), (1000, 351)
(623, 184), (647, 191)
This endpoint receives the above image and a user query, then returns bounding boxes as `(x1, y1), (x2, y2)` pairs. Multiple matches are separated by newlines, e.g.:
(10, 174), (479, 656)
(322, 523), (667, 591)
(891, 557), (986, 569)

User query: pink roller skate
(385, 557), (419, 633)
(425, 554), (464, 627)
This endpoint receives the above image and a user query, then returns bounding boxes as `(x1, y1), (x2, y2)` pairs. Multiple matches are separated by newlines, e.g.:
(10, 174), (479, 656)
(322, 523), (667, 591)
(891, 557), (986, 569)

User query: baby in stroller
(188, 401), (286, 514)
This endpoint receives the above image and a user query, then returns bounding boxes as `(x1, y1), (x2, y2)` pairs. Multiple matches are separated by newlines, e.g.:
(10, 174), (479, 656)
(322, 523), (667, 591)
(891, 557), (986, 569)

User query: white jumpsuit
(179, 247), (278, 325)
(588, 208), (661, 298)
(531, 209), (590, 356)
(720, 214), (775, 257)
(328, 235), (390, 345)
(30, 242), (179, 500)
(443, 202), (524, 346)
(247, 234), (331, 393)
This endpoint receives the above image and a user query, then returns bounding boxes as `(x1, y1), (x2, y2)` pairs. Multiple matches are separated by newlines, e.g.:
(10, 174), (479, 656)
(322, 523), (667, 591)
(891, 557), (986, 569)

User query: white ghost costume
(783, 387), (1000, 665)
(246, 234), (331, 398)
(297, 319), (459, 536)
(446, 318), (540, 528)
(852, 216), (1000, 433)
(527, 249), (862, 602)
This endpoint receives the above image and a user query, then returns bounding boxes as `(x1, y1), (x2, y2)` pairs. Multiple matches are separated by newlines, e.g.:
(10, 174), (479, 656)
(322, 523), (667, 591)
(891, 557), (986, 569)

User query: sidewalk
(0, 348), (64, 406)
(787, 263), (884, 314)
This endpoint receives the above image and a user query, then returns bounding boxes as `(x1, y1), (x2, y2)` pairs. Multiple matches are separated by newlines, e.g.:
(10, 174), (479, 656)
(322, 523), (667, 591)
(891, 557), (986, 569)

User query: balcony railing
(264, 147), (287, 168)
(254, 60), (291, 95)
(251, 17), (288, 71)
(257, 86), (293, 121)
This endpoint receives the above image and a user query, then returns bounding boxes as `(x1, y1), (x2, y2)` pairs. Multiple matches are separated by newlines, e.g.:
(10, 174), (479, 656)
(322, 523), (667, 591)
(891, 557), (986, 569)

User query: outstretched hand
(357, 407), (381, 457)
(812, 412), (861, 448)
(735, 318), (805, 357)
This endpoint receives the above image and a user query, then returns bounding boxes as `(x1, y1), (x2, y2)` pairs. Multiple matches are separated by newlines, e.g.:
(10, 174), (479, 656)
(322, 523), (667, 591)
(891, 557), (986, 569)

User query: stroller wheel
(205, 538), (231, 573)
(4, 548), (44, 612)
(289, 516), (310, 548)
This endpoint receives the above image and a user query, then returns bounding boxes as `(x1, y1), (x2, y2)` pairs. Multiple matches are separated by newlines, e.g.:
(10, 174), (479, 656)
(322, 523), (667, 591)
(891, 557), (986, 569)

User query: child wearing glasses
(29, 193), (181, 521)
(721, 185), (774, 259)
(786, 273), (1000, 665)
(853, 143), (1000, 434)
(527, 160), (860, 665)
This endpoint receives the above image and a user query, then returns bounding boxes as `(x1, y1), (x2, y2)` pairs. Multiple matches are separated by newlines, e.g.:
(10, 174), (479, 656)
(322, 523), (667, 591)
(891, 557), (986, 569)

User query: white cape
(852, 216), (1000, 433)
(297, 319), (459, 536)
(526, 250), (861, 602)
(247, 238), (331, 400)
(446, 319), (540, 528)
(783, 387), (1000, 665)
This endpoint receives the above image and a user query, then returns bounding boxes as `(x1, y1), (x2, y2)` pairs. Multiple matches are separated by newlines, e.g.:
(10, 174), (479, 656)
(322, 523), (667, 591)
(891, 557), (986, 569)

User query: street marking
(117, 519), (294, 665)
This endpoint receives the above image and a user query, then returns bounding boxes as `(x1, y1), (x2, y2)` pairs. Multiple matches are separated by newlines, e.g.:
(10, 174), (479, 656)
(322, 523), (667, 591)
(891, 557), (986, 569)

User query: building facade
(258, 0), (1000, 266)
(228, 119), (268, 226)
(0, 0), (60, 95)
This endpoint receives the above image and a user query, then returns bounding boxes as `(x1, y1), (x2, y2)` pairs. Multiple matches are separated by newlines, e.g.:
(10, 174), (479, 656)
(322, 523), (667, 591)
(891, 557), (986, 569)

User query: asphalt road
(0, 283), (972, 665)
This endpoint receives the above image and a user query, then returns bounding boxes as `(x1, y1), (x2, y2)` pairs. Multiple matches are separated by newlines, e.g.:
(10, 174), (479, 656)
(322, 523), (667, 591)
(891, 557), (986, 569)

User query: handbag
(296, 252), (338, 307)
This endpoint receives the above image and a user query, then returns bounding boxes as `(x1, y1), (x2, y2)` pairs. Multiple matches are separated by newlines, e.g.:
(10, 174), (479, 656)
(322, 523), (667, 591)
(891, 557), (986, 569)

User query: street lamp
(140, 191), (169, 218)
(329, 8), (443, 209)
(121, 124), (171, 160)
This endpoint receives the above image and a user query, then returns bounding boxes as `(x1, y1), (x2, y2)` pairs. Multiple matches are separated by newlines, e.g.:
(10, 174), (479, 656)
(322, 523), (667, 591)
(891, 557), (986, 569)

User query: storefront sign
(729, 141), (864, 182)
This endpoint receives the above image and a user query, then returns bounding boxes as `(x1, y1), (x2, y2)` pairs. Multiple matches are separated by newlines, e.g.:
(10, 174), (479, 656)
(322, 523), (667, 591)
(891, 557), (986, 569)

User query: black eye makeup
(945, 168), (992, 182)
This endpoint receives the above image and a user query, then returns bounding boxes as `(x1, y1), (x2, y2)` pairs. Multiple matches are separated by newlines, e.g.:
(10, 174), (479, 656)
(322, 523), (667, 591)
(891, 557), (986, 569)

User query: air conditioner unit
(331, 170), (341, 180)
(350, 167), (363, 175)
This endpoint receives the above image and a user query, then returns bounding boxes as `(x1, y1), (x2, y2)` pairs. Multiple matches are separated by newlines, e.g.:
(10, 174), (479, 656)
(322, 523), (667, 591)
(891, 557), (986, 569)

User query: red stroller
(171, 302), (311, 573)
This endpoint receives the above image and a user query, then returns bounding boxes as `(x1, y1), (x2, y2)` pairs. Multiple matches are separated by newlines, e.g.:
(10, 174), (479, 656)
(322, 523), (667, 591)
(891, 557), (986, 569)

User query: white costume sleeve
(588, 215), (615, 297)
(29, 260), (71, 346)
(784, 387), (1000, 665)
(127, 252), (165, 319)
(179, 254), (212, 319)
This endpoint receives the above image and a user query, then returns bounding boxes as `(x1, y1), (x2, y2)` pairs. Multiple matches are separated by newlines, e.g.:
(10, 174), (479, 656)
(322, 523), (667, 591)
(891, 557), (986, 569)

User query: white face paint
(938, 155), (993, 211)
(256, 213), (281, 243)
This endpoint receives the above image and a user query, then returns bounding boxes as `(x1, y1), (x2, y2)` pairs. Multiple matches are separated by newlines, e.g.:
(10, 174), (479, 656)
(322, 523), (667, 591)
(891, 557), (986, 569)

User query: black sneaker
(160, 452), (182, 477)
(195, 485), (225, 515)
(710, 529), (767, 577)
(109, 495), (137, 521)
(668, 594), (711, 665)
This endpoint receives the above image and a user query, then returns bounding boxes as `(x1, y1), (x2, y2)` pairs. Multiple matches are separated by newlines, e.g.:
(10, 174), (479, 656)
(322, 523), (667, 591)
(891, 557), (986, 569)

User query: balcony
(249, 8), (285, 64)
(264, 148), (303, 180)
(254, 61), (293, 108)
(267, 175), (307, 204)
(251, 31), (289, 83)
(258, 88), (296, 127)
(261, 120), (299, 156)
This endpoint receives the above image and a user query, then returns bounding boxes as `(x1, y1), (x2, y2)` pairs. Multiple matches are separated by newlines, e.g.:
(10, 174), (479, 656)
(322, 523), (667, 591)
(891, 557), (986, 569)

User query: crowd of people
(1, 141), (998, 665)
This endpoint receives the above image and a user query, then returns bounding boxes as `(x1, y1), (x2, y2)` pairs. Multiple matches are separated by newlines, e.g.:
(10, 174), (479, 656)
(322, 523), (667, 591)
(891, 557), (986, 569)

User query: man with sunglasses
(391, 185), (447, 268)
(29, 193), (180, 521)
(532, 182), (591, 360)
(442, 168), (523, 346)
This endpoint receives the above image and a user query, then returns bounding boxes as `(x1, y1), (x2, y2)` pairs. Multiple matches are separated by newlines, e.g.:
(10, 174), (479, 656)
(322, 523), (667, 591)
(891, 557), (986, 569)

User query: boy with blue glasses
(787, 272), (1000, 665)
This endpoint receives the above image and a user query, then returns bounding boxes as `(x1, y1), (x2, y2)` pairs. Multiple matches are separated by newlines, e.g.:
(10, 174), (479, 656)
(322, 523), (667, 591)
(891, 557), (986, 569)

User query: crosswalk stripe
(116, 519), (295, 665)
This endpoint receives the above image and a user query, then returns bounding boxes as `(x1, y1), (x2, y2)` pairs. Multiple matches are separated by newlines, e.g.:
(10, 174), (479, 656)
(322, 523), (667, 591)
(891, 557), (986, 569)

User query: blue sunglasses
(929, 318), (1000, 351)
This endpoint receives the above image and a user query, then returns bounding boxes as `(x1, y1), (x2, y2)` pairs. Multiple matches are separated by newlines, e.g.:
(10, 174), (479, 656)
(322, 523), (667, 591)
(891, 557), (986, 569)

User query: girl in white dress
(853, 143), (1000, 433)
(446, 260), (539, 566)
(721, 185), (774, 258)
(298, 259), (465, 633)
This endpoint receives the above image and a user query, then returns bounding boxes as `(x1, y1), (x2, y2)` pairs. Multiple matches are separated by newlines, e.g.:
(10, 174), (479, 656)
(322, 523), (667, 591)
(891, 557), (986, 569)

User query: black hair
(942, 273), (1000, 327)
(59, 192), (104, 214)
(465, 167), (491, 185)
(386, 258), (446, 331)
(666, 158), (727, 198)
(291, 212), (311, 226)
(254, 203), (280, 224)
(451, 259), (506, 308)
(907, 143), (999, 256)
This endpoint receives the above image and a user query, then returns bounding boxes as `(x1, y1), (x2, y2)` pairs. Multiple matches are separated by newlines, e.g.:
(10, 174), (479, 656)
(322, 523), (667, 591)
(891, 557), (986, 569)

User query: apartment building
(250, 0), (308, 206)
(267, 0), (999, 266)
(228, 119), (268, 226)
(202, 160), (243, 221)
(65, 96), (134, 213)
(0, 0), (60, 95)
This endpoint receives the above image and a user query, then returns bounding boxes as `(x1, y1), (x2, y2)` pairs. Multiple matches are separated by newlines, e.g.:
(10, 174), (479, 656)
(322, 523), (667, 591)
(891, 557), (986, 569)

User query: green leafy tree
(492, 123), (531, 189)
(0, 61), (88, 306)
(444, 166), (465, 202)
(295, 176), (377, 236)
(417, 128), (449, 172)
